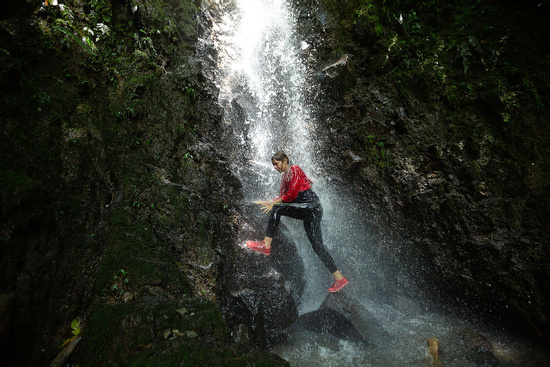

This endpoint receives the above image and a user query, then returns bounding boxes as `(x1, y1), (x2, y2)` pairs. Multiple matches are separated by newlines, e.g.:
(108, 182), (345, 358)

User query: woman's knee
(271, 206), (283, 222)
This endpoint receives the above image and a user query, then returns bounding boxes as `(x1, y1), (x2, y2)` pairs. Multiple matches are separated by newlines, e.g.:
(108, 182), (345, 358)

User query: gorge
(1, 0), (549, 366)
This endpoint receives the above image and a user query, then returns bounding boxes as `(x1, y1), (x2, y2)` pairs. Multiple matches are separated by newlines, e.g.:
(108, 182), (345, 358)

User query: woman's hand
(256, 199), (283, 214)
(261, 202), (276, 214)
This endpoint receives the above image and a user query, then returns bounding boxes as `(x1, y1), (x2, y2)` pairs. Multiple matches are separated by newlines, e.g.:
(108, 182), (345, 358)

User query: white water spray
(207, 0), (315, 193)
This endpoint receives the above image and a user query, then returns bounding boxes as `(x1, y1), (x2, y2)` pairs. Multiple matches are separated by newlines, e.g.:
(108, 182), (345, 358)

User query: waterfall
(199, 1), (542, 366)
(205, 0), (315, 193)
(203, 0), (346, 307)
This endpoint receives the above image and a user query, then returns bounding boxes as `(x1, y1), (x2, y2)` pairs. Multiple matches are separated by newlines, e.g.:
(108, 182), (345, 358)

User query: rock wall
(308, 0), (550, 343)
(0, 0), (288, 365)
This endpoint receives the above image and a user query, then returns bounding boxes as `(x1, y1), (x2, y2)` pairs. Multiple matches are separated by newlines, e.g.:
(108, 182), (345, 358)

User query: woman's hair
(271, 151), (289, 164)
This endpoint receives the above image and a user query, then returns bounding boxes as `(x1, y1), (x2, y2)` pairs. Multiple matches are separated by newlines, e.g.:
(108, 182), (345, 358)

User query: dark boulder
(296, 291), (390, 346)
(219, 204), (306, 347)
(319, 54), (354, 99)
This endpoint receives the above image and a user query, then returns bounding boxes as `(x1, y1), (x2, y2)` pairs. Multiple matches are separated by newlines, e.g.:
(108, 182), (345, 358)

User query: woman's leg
(265, 205), (303, 238)
(303, 210), (338, 274)
(249, 205), (304, 254)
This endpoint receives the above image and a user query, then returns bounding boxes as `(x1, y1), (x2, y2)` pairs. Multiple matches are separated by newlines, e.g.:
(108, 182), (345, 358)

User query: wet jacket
(275, 165), (314, 203)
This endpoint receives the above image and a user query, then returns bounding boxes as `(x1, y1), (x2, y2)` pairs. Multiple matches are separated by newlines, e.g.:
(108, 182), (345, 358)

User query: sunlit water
(199, 1), (548, 366)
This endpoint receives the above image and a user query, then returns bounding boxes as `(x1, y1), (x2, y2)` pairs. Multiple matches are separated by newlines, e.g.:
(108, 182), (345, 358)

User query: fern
(55, 26), (94, 54)
(468, 35), (483, 54)
(457, 35), (483, 77)
(458, 41), (472, 76)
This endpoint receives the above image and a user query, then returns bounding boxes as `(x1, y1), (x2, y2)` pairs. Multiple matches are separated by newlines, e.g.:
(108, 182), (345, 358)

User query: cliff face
(312, 0), (550, 342)
(0, 1), (286, 365)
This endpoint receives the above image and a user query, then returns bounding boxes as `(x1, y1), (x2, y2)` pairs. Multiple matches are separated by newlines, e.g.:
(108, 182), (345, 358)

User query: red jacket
(275, 165), (312, 203)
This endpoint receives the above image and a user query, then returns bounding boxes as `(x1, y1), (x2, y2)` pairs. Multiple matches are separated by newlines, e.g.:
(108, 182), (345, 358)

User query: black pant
(266, 190), (338, 273)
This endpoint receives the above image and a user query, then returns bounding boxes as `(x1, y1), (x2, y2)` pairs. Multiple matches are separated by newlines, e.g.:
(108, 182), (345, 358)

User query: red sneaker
(246, 241), (271, 255)
(328, 277), (349, 292)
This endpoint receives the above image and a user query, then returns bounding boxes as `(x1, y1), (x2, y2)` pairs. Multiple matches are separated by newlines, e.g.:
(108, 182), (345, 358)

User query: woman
(247, 151), (349, 293)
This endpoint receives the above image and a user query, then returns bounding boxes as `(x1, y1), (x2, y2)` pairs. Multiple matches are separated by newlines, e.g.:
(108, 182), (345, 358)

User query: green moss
(0, 169), (37, 190)
(128, 342), (287, 367)
(95, 208), (191, 298)
(83, 298), (235, 366)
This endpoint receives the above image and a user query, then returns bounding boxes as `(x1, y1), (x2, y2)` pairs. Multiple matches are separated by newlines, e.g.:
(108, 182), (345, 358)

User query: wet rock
(342, 149), (365, 171)
(224, 269), (299, 347)
(296, 308), (366, 343)
(459, 329), (498, 360)
(393, 294), (422, 316)
(227, 279), (298, 346)
(320, 54), (354, 98)
(231, 323), (251, 345)
(219, 205), (305, 347)
(322, 54), (352, 78)
(367, 110), (390, 128)
(296, 292), (390, 346)
(321, 292), (390, 343)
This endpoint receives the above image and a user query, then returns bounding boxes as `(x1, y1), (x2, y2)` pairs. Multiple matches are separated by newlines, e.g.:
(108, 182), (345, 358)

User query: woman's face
(272, 159), (288, 173)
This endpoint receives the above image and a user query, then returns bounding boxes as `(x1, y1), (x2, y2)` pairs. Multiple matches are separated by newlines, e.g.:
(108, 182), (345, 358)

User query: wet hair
(271, 151), (289, 164)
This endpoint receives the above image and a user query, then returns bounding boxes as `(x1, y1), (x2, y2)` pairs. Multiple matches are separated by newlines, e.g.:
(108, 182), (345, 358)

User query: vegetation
(322, 0), (549, 193)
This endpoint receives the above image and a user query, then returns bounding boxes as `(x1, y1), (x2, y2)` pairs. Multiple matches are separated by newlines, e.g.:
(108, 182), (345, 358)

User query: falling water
(210, 0), (314, 178)
(200, 1), (548, 366)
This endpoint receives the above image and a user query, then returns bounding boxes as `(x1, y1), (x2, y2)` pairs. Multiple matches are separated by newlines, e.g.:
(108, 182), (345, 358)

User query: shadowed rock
(296, 308), (366, 343)
(220, 204), (306, 347)
(296, 291), (390, 345)
(319, 54), (353, 98)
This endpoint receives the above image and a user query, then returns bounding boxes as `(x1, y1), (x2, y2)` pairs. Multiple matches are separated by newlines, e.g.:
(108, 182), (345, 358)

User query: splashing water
(205, 0), (316, 195)
(200, 1), (549, 366)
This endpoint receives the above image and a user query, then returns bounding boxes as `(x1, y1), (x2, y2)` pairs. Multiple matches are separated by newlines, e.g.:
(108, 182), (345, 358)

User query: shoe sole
(246, 242), (270, 255)
(328, 280), (349, 293)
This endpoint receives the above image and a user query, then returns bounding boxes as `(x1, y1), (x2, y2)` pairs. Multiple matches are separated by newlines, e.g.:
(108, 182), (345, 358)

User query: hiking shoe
(246, 241), (271, 255)
(328, 277), (349, 292)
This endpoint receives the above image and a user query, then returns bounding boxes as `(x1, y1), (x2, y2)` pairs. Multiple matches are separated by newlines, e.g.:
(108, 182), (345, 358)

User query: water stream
(200, 1), (548, 365)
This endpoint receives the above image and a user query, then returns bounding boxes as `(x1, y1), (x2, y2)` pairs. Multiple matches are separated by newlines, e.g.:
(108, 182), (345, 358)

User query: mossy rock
(83, 297), (288, 366)
(127, 338), (289, 366)
(83, 297), (247, 366)
(95, 208), (192, 300)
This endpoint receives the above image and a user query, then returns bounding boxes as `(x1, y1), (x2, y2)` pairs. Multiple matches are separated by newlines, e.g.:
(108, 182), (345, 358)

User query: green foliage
(70, 317), (81, 337)
(180, 83), (197, 99)
(61, 317), (82, 347)
(457, 35), (483, 77)
(362, 134), (390, 168)
(85, 0), (113, 25)
(54, 26), (95, 54)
